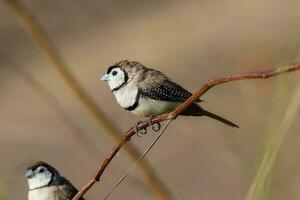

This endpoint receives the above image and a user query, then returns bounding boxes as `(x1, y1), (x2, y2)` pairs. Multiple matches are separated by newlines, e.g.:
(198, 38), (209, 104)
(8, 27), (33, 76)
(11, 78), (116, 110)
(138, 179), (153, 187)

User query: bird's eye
(112, 71), (118, 76)
(39, 168), (45, 173)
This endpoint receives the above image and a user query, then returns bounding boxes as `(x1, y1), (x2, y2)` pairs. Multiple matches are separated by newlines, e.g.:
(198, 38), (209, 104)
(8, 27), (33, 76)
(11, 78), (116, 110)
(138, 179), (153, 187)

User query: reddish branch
(72, 64), (300, 200)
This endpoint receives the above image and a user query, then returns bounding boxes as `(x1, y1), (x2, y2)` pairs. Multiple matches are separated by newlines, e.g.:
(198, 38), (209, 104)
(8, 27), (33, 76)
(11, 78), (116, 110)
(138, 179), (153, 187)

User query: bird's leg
(135, 121), (147, 137)
(148, 115), (161, 132)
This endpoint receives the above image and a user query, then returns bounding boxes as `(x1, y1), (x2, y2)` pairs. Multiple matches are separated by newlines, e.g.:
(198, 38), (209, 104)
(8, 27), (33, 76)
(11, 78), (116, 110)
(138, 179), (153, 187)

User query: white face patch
(27, 166), (52, 190)
(102, 67), (127, 91)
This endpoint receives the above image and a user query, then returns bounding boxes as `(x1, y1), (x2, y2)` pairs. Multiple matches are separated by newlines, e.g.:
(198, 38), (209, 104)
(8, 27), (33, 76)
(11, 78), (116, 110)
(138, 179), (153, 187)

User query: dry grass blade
(5, 0), (173, 199)
(245, 85), (300, 200)
(72, 64), (300, 200)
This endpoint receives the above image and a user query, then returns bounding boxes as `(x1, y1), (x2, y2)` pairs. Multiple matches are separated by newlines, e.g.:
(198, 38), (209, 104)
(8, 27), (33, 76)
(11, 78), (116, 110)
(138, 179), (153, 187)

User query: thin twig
(72, 63), (300, 200)
(6, 0), (173, 199)
(104, 119), (173, 200)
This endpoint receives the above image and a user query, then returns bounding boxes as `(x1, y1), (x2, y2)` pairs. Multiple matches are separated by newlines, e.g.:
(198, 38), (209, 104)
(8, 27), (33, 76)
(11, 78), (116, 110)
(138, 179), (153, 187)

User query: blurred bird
(101, 60), (238, 128)
(26, 161), (84, 200)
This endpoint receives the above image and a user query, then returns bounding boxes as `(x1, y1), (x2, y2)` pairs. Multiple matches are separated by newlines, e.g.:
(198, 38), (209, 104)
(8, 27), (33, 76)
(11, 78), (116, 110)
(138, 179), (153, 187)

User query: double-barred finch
(26, 161), (84, 200)
(101, 60), (238, 128)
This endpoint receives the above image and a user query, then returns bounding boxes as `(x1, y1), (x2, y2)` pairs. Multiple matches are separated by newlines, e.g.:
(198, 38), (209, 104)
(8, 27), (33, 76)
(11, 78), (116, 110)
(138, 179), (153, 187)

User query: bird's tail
(182, 103), (239, 128)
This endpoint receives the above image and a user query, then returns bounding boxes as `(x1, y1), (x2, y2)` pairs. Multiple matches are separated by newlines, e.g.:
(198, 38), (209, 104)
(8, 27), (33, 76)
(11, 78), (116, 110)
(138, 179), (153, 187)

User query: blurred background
(1, 0), (300, 199)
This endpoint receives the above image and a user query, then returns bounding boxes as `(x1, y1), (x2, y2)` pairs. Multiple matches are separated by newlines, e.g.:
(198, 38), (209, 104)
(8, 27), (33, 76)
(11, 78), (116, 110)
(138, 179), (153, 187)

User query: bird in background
(26, 161), (84, 200)
(100, 60), (238, 128)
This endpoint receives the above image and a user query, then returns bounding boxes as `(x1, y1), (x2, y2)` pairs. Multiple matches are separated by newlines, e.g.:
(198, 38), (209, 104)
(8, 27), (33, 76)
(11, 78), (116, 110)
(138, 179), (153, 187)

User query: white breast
(28, 187), (56, 200)
(113, 80), (138, 109)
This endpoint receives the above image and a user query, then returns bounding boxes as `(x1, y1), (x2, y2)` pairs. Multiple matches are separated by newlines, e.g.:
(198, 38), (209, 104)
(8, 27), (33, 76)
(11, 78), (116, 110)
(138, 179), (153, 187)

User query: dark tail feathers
(182, 103), (239, 128)
(201, 109), (239, 128)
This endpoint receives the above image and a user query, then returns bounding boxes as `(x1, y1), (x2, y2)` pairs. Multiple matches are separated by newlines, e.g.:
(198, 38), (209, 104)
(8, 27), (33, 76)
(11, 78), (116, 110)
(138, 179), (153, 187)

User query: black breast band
(125, 91), (140, 111)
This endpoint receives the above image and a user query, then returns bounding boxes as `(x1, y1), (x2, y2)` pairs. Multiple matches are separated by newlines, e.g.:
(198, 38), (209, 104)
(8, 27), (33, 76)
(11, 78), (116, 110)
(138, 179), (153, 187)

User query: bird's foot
(148, 115), (161, 132)
(134, 116), (161, 137)
(135, 121), (147, 137)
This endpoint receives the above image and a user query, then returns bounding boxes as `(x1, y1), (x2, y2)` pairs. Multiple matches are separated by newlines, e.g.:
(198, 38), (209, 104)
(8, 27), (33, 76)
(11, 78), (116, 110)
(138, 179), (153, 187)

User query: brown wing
(138, 69), (201, 102)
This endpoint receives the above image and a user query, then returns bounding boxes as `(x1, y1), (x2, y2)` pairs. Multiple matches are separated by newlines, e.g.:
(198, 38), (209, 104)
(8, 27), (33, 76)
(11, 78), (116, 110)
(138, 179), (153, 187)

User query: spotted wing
(140, 79), (198, 102)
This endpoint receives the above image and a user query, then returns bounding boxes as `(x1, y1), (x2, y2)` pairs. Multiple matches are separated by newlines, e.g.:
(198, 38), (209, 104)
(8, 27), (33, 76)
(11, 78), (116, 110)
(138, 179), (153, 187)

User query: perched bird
(25, 161), (84, 200)
(101, 60), (238, 128)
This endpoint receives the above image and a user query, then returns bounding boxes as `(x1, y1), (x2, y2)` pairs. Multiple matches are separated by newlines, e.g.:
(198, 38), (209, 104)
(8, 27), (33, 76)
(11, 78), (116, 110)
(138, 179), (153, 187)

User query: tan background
(1, 0), (300, 199)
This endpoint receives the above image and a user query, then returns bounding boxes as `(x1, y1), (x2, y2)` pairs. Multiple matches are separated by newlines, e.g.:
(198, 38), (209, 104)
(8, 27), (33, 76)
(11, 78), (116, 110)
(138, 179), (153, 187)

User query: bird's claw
(148, 116), (161, 132)
(134, 116), (161, 137)
(135, 121), (147, 137)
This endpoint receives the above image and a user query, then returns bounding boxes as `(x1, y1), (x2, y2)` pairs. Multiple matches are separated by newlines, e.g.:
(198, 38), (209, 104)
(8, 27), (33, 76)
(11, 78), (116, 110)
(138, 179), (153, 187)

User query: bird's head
(25, 161), (60, 190)
(100, 60), (145, 91)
